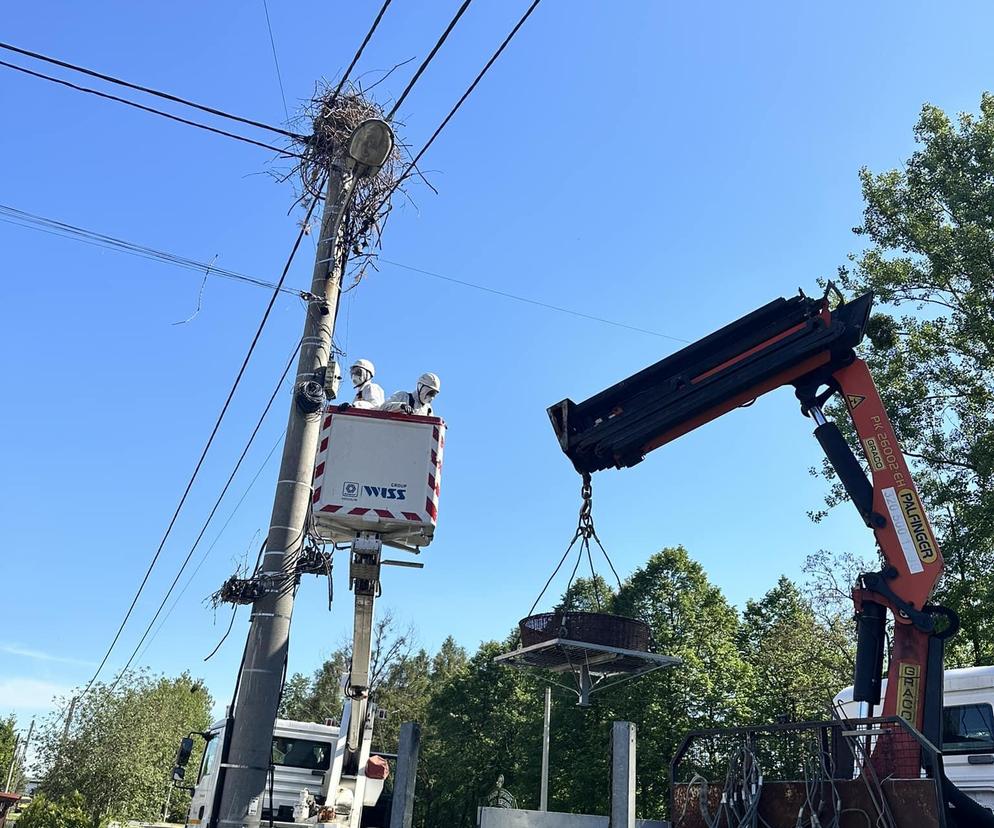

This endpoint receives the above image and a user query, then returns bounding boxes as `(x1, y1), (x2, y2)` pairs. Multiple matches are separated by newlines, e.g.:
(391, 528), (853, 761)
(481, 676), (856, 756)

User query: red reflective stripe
(320, 437), (329, 452)
(428, 474), (437, 493)
(314, 462), (325, 478)
(320, 505), (342, 513)
(348, 507), (369, 516)
(425, 498), (437, 520)
(375, 509), (394, 518)
(402, 511), (421, 521)
(432, 426), (439, 442)
(312, 487), (321, 502)
(323, 415), (333, 429)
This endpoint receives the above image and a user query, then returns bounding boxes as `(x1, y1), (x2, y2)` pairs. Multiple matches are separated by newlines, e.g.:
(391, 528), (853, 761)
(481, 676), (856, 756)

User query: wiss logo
(363, 485), (407, 501)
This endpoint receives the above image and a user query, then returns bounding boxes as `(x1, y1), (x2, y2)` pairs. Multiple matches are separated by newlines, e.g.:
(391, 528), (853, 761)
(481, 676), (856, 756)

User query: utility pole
(213, 119), (394, 828)
(5, 718), (33, 793)
(540, 687), (551, 811)
(3, 735), (18, 793)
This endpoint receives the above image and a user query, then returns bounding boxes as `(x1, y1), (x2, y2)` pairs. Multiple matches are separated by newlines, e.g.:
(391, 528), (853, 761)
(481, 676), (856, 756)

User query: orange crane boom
(548, 288), (955, 780)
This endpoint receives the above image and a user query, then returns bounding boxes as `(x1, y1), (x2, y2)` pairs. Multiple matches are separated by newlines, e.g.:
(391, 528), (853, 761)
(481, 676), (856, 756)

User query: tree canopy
(35, 671), (211, 827)
(827, 92), (994, 666)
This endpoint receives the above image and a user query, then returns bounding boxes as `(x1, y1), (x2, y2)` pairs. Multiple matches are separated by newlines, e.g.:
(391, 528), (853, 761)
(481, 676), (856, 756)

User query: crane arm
(548, 289), (953, 776)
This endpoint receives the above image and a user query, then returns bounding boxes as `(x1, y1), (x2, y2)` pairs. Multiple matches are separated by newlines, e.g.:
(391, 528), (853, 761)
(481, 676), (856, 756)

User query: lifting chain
(526, 471), (624, 619)
(577, 472), (595, 540)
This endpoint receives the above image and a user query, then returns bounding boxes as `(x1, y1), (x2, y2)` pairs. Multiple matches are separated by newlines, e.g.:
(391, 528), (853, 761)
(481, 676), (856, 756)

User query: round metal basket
(519, 611), (650, 651)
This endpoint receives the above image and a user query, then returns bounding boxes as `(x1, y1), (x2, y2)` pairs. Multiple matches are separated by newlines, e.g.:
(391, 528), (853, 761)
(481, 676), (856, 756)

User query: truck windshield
(271, 737), (331, 771)
(943, 703), (994, 753)
(199, 735), (220, 781)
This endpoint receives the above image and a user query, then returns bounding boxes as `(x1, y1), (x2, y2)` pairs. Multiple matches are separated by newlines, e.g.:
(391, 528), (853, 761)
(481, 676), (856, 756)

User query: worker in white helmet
(343, 358), (384, 410)
(383, 372), (441, 416)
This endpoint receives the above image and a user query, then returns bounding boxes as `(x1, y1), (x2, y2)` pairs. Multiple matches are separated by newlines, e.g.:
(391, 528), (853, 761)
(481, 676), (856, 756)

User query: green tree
(15, 792), (89, 828)
(829, 92), (994, 666)
(738, 576), (853, 724)
(0, 715), (20, 793)
(605, 547), (752, 819)
(35, 671), (211, 827)
(417, 639), (543, 828)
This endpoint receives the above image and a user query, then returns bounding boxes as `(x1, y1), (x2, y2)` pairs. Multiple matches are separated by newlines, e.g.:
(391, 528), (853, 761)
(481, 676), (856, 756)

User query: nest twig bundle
(277, 80), (413, 289)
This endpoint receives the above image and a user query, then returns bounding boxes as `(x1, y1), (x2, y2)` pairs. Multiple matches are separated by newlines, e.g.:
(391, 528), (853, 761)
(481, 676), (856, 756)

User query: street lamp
(348, 118), (394, 177)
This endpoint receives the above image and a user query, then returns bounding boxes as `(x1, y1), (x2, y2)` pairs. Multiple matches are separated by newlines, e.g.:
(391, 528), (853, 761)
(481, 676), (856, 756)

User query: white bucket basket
(311, 408), (444, 548)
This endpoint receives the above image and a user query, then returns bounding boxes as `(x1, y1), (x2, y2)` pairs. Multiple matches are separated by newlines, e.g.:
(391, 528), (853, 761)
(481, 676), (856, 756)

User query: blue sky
(2, 1), (992, 728)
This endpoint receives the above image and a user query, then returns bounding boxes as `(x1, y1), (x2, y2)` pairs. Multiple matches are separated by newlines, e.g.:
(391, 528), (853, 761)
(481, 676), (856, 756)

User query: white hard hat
(351, 358), (375, 375)
(417, 372), (441, 393)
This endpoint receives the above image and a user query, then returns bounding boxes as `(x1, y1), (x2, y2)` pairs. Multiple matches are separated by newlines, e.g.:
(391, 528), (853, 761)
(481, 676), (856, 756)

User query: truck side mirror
(175, 737), (195, 767)
(172, 766), (186, 783)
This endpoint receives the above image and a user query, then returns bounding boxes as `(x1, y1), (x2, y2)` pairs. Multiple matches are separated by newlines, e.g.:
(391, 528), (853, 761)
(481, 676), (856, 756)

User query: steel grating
(494, 637), (680, 677)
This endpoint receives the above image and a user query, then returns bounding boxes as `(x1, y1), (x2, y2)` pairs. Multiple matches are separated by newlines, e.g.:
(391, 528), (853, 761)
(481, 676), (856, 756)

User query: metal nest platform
(520, 611), (650, 651)
(495, 636), (681, 706)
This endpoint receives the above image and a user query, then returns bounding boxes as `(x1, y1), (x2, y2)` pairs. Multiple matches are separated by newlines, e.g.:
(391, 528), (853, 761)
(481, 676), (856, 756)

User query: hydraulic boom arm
(548, 289), (954, 778)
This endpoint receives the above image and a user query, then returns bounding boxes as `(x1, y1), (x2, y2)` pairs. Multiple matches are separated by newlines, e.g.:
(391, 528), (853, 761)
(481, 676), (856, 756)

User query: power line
(369, 0), (542, 225)
(400, 0), (542, 187)
(0, 59), (302, 158)
(111, 343), (301, 687)
(135, 430), (286, 666)
(0, 40), (301, 140)
(79, 191), (322, 699)
(260, 0), (291, 123)
(386, 0), (474, 121)
(329, 0), (396, 108)
(0, 203), (308, 298)
(379, 258), (689, 342)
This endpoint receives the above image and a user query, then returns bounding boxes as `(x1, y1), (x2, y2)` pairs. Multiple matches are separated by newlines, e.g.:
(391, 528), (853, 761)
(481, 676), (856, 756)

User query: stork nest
(276, 80), (413, 288)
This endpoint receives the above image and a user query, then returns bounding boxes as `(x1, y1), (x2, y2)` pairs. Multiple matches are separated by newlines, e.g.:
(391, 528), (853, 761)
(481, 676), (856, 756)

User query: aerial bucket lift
(547, 287), (991, 827)
(310, 407), (445, 826)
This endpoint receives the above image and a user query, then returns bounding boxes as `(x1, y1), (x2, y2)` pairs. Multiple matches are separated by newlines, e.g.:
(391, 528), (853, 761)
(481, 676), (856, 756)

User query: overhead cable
(378, 256), (687, 341)
(398, 0), (542, 185)
(79, 190), (323, 699)
(0, 204), (307, 298)
(134, 431), (286, 665)
(328, 0), (396, 109)
(0, 59), (301, 158)
(110, 342), (302, 689)
(386, 0), (474, 120)
(370, 0), (542, 222)
(260, 0), (291, 123)
(0, 40), (302, 140)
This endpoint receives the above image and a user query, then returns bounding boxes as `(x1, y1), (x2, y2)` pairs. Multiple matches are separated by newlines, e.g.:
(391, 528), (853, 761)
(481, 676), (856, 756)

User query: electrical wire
(386, 0), (474, 121)
(80, 192), (322, 700)
(0, 203), (308, 298)
(134, 431), (285, 665)
(108, 341), (303, 689)
(395, 0), (542, 185)
(379, 258), (689, 342)
(260, 0), (290, 124)
(365, 0), (542, 229)
(328, 0), (395, 109)
(0, 59), (302, 158)
(204, 606), (240, 662)
(0, 40), (302, 140)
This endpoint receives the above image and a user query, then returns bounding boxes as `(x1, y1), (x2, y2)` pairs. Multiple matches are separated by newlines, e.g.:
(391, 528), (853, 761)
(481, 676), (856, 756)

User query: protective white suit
(348, 359), (385, 410)
(383, 372), (440, 416)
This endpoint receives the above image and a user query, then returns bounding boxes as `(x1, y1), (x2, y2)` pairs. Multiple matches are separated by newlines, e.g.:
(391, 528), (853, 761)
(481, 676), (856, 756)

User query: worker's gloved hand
(338, 402), (352, 410)
(402, 404), (413, 414)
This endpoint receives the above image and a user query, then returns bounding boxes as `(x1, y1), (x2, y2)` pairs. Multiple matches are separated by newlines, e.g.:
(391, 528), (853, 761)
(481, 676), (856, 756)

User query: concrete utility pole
(214, 119), (394, 828)
(4, 718), (33, 793)
(540, 686), (551, 811)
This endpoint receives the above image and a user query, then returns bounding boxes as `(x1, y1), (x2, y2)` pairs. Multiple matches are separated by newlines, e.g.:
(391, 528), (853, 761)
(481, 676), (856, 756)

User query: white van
(835, 665), (994, 811)
(186, 718), (338, 826)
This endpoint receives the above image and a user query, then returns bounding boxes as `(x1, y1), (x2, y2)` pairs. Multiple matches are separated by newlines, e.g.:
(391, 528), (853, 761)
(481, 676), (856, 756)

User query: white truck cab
(836, 665), (994, 811)
(186, 718), (338, 826)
